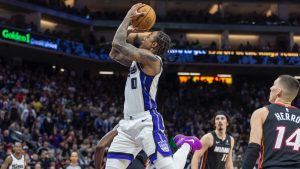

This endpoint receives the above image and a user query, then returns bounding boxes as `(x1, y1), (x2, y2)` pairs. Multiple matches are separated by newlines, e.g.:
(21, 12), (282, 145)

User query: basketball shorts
(107, 109), (173, 164)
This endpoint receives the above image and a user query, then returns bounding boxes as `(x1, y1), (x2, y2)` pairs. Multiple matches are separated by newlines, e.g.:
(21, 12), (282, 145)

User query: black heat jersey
(199, 131), (231, 169)
(259, 103), (300, 169)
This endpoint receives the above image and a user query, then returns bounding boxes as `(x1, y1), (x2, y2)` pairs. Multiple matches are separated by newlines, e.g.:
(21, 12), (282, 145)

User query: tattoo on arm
(140, 52), (159, 62)
(112, 17), (130, 45)
(115, 58), (132, 67)
(112, 43), (159, 64)
(109, 47), (132, 67)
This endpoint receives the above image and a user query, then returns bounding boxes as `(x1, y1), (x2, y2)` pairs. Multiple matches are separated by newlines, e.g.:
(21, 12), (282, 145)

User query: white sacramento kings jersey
(9, 154), (25, 169)
(124, 57), (162, 116)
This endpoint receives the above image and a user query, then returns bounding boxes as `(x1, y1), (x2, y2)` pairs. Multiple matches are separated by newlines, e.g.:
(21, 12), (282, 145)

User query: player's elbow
(96, 143), (106, 150)
(109, 50), (116, 59)
(96, 145), (106, 152)
(111, 42), (121, 49)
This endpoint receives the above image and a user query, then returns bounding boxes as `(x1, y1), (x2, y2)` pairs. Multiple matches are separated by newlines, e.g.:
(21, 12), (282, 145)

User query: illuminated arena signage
(1, 29), (30, 43)
(166, 49), (300, 65)
(178, 75), (232, 85)
(30, 37), (58, 50)
(1, 26), (300, 65)
(0, 27), (58, 50)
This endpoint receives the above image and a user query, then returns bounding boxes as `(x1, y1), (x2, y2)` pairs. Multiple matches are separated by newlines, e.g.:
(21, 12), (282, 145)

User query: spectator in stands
(0, 59), (288, 168)
(0, 143), (5, 164)
(29, 153), (39, 168)
(34, 162), (42, 169)
(2, 130), (13, 144)
(66, 152), (81, 169)
(0, 110), (9, 130)
(39, 150), (51, 169)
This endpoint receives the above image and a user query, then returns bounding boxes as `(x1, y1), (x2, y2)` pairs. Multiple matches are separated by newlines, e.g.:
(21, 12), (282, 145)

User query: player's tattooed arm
(112, 42), (158, 63)
(109, 47), (132, 67)
(112, 3), (144, 48)
(112, 43), (161, 75)
(110, 3), (145, 67)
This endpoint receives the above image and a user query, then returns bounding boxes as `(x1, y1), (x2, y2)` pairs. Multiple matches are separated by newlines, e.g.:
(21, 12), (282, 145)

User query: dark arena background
(0, 0), (300, 169)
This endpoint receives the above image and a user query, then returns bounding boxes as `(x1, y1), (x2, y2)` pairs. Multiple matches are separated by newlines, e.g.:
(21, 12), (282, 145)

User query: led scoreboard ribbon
(1, 27), (58, 50)
(1, 26), (300, 66)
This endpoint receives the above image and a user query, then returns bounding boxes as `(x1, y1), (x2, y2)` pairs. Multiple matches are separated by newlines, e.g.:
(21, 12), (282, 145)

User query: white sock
(173, 143), (191, 169)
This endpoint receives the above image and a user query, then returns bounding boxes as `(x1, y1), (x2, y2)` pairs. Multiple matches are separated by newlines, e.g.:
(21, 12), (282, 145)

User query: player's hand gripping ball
(131, 4), (156, 31)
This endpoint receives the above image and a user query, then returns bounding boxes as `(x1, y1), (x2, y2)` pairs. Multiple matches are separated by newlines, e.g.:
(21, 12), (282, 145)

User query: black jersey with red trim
(260, 103), (300, 169)
(200, 131), (231, 169)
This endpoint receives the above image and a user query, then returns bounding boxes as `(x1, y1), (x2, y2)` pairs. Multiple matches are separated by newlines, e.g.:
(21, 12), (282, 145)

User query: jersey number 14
(274, 127), (300, 151)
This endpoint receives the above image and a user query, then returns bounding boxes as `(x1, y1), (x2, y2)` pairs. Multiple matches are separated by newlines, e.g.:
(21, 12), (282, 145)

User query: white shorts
(107, 109), (172, 163)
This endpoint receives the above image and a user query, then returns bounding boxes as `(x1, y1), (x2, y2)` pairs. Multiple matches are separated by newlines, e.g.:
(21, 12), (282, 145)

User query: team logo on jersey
(226, 139), (229, 145)
(128, 65), (137, 77)
(214, 146), (230, 153)
(158, 140), (170, 152)
(130, 65), (137, 74)
(11, 164), (24, 169)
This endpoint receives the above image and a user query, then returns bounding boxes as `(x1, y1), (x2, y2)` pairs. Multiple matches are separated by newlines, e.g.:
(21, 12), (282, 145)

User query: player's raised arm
(191, 133), (213, 169)
(110, 3), (162, 75)
(109, 47), (132, 67)
(112, 3), (144, 47)
(112, 43), (161, 72)
(109, 25), (144, 67)
(111, 3), (146, 62)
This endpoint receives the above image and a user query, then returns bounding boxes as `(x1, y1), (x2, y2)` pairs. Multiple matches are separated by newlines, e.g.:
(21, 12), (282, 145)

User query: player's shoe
(174, 134), (202, 153)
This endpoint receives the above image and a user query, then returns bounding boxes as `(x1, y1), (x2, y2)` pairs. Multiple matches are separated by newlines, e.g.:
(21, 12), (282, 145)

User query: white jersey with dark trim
(124, 56), (162, 116)
(9, 154), (25, 169)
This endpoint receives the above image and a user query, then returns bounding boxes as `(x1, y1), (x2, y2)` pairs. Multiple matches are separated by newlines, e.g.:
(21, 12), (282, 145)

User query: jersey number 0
(131, 77), (137, 89)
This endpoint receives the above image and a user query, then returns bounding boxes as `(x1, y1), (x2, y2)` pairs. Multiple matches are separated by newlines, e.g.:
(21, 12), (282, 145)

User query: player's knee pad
(105, 158), (131, 169)
(153, 152), (175, 169)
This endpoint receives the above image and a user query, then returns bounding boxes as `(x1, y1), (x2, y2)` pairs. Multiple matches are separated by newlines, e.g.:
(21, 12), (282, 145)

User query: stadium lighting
(266, 9), (272, 17)
(64, 0), (75, 7)
(229, 34), (259, 40)
(186, 33), (221, 39)
(52, 65), (56, 69)
(41, 19), (58, 29)
(293, 36), (300, 41)
(209, 4), (219, 15)
(190, 72), (201, 76)
(60, 68), (65, 72)
(99, 71), (114, 75)
(177, 72), (201, 76)
(218, 74), (232, 78)
(177, 72), (190, 76)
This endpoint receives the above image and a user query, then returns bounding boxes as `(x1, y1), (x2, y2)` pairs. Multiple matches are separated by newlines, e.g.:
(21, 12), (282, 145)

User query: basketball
(132, 4), (156, 30)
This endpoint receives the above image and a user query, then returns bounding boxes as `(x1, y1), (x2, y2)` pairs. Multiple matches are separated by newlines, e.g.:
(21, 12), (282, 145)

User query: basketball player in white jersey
(105, 3), (202, 169)
(1, 142), (29, 169)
